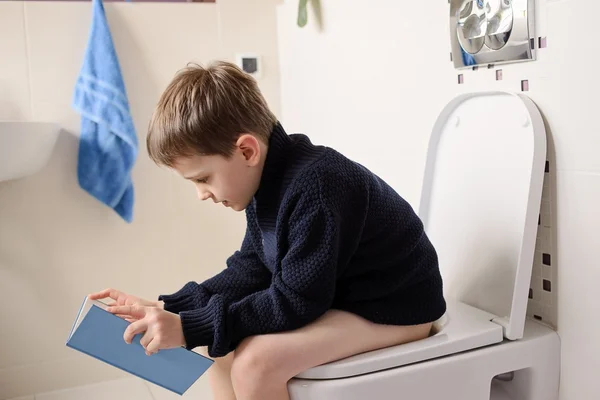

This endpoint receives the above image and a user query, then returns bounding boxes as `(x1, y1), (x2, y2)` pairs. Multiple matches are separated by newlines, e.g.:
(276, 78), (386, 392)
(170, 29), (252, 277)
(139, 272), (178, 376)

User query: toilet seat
(296, 301), (504, 379)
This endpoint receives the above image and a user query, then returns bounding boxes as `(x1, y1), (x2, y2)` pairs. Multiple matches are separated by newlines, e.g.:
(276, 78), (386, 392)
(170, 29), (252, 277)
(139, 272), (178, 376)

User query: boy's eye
(195, 178), (208, 184)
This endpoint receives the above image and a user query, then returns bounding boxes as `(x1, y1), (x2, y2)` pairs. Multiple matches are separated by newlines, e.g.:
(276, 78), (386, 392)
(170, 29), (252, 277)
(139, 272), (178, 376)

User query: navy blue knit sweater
(159, 123), (446, 357)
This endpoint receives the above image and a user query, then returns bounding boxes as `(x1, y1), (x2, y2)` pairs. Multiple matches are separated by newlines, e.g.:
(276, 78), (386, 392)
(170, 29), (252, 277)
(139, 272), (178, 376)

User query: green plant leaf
(298, 0), (308, 27)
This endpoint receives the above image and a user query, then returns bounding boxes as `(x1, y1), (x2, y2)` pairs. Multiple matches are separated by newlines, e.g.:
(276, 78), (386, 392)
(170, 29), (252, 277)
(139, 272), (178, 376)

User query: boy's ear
(236, 134), (262, 166)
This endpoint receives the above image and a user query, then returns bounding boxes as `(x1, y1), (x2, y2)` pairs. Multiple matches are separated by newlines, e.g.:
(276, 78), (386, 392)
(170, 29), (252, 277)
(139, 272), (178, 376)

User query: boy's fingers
(146, 337), (160, 355)
(89, 288), (120, 301)
(114, 314), (137, 323)
(145, 349), (156, 356)
(123, 319), (147, 344)
(87, 289), (109, 300)
(108, 305), (146, 319)
(140, 331), (152, 349)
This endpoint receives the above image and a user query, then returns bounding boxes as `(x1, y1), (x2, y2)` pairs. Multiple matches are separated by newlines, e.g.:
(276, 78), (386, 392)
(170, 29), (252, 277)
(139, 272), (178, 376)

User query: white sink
(0, 121), (60, 182)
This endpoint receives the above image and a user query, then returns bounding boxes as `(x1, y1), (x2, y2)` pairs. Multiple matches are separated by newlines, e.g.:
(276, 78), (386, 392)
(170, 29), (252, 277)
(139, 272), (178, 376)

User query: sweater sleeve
(158, 224), (272, 315)
(178, 186), (341, 357)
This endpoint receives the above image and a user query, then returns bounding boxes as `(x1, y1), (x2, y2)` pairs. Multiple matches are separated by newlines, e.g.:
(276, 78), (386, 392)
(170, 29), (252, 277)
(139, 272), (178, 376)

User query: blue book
(66, 296), (214, 395)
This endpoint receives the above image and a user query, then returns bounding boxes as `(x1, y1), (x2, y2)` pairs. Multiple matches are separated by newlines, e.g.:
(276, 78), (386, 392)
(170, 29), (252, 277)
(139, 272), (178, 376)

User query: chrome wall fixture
(450, 0), (535, 69)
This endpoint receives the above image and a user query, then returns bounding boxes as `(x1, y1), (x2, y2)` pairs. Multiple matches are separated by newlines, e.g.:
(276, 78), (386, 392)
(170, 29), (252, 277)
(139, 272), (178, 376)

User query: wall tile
(217, 0), (282, 116)
(35, 378), (152, 400)
(0, 2), (30, 120)
(555, 171), (600, 399)
(145, 375), (211, 399)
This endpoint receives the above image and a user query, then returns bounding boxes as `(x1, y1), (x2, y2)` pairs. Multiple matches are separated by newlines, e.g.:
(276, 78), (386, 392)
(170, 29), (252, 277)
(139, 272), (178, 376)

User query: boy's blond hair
(146, 60), (277, 166)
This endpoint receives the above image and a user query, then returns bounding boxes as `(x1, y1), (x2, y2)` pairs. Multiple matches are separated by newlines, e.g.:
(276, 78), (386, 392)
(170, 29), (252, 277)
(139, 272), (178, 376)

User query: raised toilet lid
(295, 92), (547, 380)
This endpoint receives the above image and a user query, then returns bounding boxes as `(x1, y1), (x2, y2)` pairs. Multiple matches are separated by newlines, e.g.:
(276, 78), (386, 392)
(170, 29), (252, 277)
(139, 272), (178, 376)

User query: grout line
(22, 1), (34, 120)
(215, 0), (223, 57)
(0, 356), (83, 373)
(553, 169), (600, 176)
(143, 381), (157, 400)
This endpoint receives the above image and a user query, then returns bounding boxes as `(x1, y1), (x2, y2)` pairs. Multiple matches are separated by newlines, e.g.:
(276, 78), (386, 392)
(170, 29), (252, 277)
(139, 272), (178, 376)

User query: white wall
(0, 1), (281, 398)
(276, 0), (598, 399)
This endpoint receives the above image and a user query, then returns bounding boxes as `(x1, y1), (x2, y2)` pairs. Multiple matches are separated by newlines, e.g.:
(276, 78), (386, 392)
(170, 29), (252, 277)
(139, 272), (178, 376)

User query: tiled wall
(0, 1), (281, 398)
(530, 157), (557, 325)
(276, 0), (598, 399)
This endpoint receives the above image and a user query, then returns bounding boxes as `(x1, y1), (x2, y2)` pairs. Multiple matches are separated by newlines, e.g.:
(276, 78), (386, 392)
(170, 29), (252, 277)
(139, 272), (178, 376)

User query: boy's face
(172, 134), (266, 212)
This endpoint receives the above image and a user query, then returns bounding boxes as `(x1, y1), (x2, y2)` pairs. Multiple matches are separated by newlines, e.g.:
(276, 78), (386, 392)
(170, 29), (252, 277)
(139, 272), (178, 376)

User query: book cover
(66, 296), (214, 395)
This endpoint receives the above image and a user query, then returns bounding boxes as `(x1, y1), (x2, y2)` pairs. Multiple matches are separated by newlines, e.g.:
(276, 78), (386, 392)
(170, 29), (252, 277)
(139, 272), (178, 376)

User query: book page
(69, 298), (109, 339)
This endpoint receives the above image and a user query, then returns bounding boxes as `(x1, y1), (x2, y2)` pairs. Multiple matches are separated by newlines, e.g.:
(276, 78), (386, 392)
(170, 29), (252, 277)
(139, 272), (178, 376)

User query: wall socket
(236, 53), (262, 79)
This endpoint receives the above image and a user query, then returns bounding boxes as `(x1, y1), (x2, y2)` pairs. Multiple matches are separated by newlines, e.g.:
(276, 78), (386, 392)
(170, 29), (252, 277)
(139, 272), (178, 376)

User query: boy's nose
(196, 188), (212, 202)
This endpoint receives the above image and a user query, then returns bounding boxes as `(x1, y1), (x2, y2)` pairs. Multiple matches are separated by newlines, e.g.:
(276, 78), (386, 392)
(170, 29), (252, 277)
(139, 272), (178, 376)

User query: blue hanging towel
(73, 0), (138, 223)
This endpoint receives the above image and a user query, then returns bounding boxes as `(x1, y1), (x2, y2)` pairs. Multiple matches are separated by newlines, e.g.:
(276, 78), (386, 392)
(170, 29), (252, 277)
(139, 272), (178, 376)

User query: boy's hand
(88, 288), (164, 309)
(106, 305), (186, 356)
(88, 288), (164, 323)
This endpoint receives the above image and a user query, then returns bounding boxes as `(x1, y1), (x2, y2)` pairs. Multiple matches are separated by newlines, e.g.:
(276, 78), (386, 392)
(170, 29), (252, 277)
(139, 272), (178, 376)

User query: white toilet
(288, 91), (561, 400)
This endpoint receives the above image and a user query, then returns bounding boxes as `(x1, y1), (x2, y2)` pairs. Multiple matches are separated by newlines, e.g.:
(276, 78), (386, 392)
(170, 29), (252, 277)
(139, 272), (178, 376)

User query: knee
(230, 337), (285, 394)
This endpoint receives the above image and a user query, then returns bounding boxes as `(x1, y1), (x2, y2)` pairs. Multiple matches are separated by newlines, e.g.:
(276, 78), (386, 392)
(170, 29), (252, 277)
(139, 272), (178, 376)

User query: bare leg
(230, 310), (433, 400)
(197, 347), (236, 400)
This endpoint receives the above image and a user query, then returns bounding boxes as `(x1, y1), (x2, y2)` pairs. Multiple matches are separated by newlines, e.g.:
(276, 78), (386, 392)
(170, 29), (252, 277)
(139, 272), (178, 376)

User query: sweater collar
(254, 121), (292, 203)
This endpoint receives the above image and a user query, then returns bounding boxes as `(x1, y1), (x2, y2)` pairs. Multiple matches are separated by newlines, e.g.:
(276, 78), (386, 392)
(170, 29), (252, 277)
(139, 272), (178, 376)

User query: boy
(89, 60), (446, 400)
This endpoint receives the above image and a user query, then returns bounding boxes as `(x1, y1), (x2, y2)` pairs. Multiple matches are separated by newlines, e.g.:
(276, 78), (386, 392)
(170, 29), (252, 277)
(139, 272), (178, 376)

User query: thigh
(197, 346), (235, 365)
(197, 346), (237, 400)
(236, 310), (432, 381)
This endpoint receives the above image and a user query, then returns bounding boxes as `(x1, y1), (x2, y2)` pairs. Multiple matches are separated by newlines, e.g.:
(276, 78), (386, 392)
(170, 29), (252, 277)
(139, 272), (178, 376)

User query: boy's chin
(224, 197), (253, 212)
(229, 203), (246, 212)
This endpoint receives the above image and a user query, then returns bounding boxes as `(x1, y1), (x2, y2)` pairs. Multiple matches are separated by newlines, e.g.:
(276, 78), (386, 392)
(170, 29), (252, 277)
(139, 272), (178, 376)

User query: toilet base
(288, 319), (560, 400)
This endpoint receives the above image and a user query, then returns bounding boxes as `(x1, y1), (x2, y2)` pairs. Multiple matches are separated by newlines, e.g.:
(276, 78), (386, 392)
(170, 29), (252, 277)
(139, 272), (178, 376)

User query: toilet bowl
(288, 91), (561, 400)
